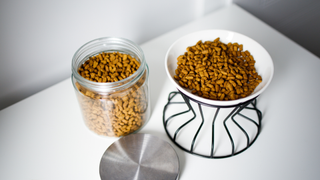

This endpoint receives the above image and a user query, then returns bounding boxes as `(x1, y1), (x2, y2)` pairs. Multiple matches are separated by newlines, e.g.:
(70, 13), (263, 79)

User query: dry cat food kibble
(174, 38), (262, 101)
(78, 52), (140, 83)
(75, 51), (148, 137)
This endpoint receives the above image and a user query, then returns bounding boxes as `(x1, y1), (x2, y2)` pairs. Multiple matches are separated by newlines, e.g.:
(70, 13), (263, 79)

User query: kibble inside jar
(78, 52), (140, 83)
(74, 51), (149, 137)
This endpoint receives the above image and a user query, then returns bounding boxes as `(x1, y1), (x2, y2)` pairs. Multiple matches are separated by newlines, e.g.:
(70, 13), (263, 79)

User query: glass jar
(71, 37), (150, 137)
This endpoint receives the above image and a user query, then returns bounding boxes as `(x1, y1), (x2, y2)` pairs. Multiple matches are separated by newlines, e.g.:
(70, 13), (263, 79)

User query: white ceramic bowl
(165, 29), (274, 107)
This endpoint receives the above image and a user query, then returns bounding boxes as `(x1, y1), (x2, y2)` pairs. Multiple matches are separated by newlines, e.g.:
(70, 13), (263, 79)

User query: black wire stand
(162, 91), (262, 159)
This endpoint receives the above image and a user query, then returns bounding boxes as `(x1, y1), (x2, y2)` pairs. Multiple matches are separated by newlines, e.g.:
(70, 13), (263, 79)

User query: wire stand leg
(163, 91), (262, 159)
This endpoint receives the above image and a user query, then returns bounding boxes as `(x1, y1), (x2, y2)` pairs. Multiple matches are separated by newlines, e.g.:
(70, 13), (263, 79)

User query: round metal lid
(99, 133), (180, 180)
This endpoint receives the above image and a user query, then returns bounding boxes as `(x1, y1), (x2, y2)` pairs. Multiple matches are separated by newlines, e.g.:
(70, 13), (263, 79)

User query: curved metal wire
(162, 91), (262, 159)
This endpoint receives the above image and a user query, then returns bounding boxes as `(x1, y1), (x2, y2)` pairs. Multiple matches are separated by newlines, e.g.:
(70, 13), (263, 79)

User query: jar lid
(99, 133), (180, 180)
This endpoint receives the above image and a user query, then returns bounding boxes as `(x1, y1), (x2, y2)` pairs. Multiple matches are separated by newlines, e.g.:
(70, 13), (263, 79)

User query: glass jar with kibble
(71, 37), (150, 137)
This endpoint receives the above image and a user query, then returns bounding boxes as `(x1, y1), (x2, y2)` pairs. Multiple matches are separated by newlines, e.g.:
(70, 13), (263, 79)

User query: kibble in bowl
(165, 29), (274, 107)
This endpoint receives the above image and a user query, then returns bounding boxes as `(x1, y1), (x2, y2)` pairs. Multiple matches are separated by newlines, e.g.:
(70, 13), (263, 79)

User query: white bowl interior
(165, 29), (274, 106)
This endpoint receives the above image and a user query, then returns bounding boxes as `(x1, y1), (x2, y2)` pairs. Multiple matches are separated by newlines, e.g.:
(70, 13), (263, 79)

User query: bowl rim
(165, 29), (274, 107)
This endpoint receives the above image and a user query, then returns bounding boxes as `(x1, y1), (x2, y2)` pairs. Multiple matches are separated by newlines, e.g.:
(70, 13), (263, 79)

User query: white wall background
(1, 0), (319, 110)
(0, 0), (229, 110)
(233, 0), (320, 58)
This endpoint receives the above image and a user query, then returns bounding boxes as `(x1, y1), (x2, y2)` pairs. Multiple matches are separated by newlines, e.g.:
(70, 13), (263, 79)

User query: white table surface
(1, 4), (320, 180)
